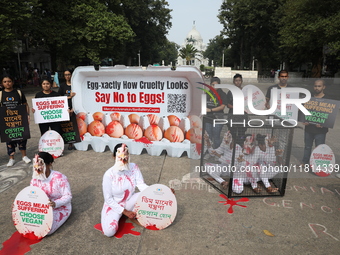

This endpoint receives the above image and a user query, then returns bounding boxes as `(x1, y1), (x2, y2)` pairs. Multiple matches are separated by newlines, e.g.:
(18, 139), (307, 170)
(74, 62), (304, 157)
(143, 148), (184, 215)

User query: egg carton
(74, 113), (202, 159)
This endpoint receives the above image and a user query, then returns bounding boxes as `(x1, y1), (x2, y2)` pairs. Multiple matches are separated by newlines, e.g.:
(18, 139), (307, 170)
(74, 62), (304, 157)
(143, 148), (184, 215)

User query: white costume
(101, 163), (148, 237)
(30, 170), (72, 235)
(206, 143), (243, 184)
(258, 145), (277, 188)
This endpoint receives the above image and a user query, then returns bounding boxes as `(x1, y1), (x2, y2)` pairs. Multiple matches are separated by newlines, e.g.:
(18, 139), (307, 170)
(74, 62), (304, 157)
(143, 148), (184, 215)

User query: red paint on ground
(145, 224), (160, 230)
(94, 223), (103, 233)
(0, 231), (42, 255)
(218, 194), (250, 214)
(94, 217), (140, 238)
(134, 137), (153, 144)
(115, 217), (140, 238)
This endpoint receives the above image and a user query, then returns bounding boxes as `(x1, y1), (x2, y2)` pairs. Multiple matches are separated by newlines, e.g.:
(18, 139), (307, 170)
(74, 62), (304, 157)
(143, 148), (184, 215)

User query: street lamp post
(138, 51), (141, 66)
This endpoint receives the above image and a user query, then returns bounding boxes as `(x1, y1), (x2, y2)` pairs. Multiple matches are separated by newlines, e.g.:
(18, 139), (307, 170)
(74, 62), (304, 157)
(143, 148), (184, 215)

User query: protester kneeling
(31, 152), (72, 235)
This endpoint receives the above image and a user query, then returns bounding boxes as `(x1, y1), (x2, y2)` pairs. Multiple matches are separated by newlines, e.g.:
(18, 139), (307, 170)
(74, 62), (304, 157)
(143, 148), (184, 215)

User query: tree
(278, 0), (340, 77)
(106, 0), (172, 65)
(31, 0), (135, 69)
(157, 40), (179, 66)
(218, 0), (282, 71)
(203, 35), (228, 67)
(179, 44), (199, 65)
(0, 0), (38, 67)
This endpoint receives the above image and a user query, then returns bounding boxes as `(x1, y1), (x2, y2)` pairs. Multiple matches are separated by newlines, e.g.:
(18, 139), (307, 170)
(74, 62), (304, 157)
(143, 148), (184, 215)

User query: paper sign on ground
(12, 186), (53, 239)
(38, 130), (64, 158)
(134, 184), (177, 230)
(310, 144), (335, 177)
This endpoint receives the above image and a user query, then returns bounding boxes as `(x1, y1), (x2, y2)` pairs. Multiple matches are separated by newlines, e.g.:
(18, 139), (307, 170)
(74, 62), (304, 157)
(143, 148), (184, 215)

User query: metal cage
(200, 114), (294, 198)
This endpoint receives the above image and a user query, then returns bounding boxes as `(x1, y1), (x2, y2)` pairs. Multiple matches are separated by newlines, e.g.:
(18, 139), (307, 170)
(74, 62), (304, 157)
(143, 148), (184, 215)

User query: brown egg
(76, 112), (87, 121)
(105, 121), (124, 138)
(144, 125), (163, 141)
(168, 115), (180, 126)
(128, 114), (140, 124)
(188, 115), (202, 128)
(125, 124), (143, 139)
(93, 112), (104, 122)
(77, 118), (87, 136)
(164, 126), (184, 143)
(186, 127), (202, 144)
(110, 112), (121, 122)
(147, 114), (160, 125)
(88, 120), (105, 137)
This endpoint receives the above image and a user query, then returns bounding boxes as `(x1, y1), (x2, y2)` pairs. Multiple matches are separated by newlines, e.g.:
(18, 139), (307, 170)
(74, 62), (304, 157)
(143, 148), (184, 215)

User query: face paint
(113, 144), (130, 171)
(223, 131), (232, 146)
(243, 134), (255, 155)
(32, 155), (47, 181)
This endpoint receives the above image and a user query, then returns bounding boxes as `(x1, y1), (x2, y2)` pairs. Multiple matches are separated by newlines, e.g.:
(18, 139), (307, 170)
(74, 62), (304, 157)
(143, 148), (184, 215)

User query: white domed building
(177, 24), (209, 68)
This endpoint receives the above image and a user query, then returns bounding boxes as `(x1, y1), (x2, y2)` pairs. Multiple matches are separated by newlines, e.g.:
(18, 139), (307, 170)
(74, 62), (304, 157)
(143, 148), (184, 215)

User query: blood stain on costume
(195, 143), (202, 155)
(0, 231), (42, 255)
(134, 137), (152, 144)
(94, 217), (140, 239)
(218, 194), (250, 214)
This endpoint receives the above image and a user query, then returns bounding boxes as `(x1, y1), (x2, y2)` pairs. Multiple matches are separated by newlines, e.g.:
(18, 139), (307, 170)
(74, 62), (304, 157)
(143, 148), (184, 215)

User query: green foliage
(0, 0), (172, 69)
(218, 0), (281, 70)
(278, 0), (340, 76)
(203, 35), (227, 67)
(0, 0), (38, 62)
(156, 40), (179, 66)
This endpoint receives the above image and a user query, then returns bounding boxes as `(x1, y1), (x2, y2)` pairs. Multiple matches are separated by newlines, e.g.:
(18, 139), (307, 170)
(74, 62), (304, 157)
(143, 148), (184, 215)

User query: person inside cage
(204, 131), (246, 192)
(30, 152), (72, 235)
(204, 131), (242, 189)
(256, 134), (283, 193)
(234, 134), (262, 194)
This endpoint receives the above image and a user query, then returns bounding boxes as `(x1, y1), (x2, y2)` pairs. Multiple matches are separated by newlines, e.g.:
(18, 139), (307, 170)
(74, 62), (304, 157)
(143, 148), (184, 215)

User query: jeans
(302, 131), (326, 164)
(205, 122), (223, 149)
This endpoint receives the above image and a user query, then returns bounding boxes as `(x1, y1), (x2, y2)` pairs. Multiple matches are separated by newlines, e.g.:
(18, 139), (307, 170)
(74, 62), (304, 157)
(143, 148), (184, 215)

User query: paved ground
(0, 78), (339, 255)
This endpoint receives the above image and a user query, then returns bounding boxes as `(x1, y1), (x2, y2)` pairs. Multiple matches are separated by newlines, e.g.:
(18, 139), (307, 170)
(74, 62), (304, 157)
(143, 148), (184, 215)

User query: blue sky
(166, 0), (224, 46)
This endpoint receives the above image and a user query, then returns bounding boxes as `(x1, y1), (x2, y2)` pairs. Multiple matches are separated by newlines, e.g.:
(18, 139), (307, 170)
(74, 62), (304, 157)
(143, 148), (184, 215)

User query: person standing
(205, 77), (228, 149)
(0, 76), (31, 166)
(265, 70), (291, 109)
(32, 78), (62, 136)
(58, 70), (76, 150)
(226, 74), (247, 143)
(301, 79), (328, 166)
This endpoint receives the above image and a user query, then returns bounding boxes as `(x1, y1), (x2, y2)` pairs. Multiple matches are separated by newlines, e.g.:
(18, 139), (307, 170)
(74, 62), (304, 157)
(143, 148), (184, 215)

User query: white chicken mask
(113, 144), (130, 171)
(32, 154), (47, 181)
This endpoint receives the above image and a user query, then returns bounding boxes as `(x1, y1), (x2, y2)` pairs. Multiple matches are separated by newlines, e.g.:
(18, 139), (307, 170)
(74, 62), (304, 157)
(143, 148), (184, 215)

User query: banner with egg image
(71, 66), (204, 158)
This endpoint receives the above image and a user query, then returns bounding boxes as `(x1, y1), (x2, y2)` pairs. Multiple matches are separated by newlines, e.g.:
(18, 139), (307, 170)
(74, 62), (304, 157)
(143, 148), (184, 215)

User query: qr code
(167, 94), (186, 113)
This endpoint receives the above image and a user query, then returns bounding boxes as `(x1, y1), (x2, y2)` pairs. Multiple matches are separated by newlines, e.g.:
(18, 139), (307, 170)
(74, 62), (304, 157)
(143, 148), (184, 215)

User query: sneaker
(22, 156), (31, 164)
(7, 159), (15, 167)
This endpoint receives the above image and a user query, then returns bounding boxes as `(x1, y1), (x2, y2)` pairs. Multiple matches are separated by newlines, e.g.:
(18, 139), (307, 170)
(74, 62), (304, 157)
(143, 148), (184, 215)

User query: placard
(60, 113), (81, 143)
(298, 97), (340, 128)
(310, 144), (335, 177)
(242, 85), (266, 114)
(38, 130), (64, 158)
(32, 96), (70, 124)
(270, 91), (299, 123)
(12, 186), (53, 240)
(134, 184), (177, 230)
(0, 105), (30, 142)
